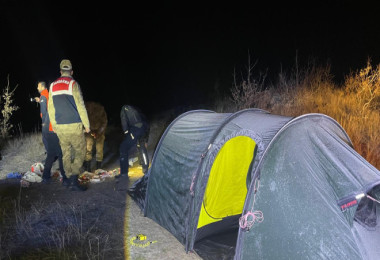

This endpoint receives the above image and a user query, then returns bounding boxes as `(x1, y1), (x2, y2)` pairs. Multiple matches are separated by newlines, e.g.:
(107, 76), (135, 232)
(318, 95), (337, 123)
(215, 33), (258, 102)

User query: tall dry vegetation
(228, 58), (380, 169)
(0, 75), (19, 158)
(0, 75), (19, 139)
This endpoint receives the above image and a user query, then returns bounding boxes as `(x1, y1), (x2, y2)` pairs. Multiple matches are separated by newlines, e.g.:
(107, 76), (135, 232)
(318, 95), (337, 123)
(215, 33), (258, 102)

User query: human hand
(34, 97), (40, 102)
(85, 127), (91, 133)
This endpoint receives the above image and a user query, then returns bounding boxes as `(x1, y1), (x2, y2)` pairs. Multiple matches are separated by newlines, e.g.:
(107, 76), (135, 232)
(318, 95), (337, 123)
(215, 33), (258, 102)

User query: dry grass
(0, 126), (124, 259)
(1, 196), (112, 259)
(0, 131), (46, 179)
(283, 85), (380, 168)
(225, 59), (380, 169)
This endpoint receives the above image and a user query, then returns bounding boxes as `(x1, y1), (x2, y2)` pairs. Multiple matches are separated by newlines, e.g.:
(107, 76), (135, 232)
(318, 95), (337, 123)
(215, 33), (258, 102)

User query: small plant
(231, 55), (267, 110)
(0, 75), (19, 140)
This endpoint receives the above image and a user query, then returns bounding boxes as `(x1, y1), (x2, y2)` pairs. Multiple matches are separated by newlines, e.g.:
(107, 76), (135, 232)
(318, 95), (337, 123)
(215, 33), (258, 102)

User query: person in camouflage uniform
(83, 101), (107, 172)
(48, 59), (90, 191)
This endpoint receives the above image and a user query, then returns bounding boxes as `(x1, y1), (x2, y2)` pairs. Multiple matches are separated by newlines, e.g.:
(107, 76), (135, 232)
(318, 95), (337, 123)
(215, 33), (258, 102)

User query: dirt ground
(0, 123), (201, 259)
(127, 170), (200, 260)
(0, 166), (201, 259)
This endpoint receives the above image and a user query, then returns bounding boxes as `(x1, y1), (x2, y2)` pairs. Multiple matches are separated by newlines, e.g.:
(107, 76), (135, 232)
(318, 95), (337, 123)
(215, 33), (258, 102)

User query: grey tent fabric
(144, 110), (228, 243)
(352, 202), (380, 259)
(144, 109), (292, 245)
(129, 109), (380, 260)
(186, 110), (293, 250)
(235, 114), (380, 260)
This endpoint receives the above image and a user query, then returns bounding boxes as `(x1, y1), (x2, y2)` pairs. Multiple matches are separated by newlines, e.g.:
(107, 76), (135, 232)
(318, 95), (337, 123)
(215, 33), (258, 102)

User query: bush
(218, 57), (380, 169)
(230, 56), (267, 110)
(345, 59), (380, 111)
(0, 75), (19, 140)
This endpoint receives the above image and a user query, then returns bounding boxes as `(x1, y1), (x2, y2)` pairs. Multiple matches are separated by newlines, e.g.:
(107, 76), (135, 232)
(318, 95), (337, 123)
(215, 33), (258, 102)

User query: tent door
(197, 136), (256, 230)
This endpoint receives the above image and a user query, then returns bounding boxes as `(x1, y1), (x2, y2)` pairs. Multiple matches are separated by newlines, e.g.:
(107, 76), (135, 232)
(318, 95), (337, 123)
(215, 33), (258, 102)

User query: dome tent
(128, 109), (380, 259)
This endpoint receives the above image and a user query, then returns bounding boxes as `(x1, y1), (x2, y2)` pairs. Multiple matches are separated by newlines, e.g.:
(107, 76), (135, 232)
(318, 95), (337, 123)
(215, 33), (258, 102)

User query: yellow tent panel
(197, 136), (256, 229)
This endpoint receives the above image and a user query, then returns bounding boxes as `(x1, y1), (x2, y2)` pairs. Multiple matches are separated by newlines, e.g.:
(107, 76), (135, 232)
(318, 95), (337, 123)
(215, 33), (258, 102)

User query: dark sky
(1, 1), (379, 132)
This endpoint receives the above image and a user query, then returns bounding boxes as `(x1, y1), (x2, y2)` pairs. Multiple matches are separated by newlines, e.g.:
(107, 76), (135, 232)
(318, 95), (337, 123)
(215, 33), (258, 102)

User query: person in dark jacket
(34, 81), (50, 151)
(118, 105), (150, 178)
(34, 81), (68, 185)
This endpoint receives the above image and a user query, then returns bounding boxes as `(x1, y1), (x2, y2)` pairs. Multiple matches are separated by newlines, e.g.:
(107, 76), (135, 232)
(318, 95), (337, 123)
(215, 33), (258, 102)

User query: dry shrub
(277, 62), (380, 169)
(222, 58), (380, 169)
(345, 59), (380, 111)
(230, 57), (267, 110)
(0, 75), (19, 140)
(341, 60), (380, 167)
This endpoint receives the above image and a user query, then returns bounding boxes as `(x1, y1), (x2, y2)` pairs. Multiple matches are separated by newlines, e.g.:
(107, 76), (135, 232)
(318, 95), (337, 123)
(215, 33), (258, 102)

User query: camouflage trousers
(85, 133), (105, 162)
(55, 123), (86, 177)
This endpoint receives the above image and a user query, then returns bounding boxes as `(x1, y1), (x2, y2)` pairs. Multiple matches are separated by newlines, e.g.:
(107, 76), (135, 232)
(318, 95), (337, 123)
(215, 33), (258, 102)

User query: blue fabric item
(7, 172), (22, 179)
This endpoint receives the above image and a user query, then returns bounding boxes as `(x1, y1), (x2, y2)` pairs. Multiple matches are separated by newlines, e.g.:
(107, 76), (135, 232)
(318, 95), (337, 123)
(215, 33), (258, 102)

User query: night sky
(1, 1), (379, 133)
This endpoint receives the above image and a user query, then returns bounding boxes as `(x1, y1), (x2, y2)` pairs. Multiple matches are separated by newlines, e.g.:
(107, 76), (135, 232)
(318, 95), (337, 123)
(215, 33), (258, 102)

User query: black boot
(69, 175), (87, 191)
(118, 155), (129, 178)
(115, 172), (128, 179)
(41, 169), (52, 183)
(60, 171), (70, 186)
(83, 160), (91, 172)
(62, 176), (70, 186)
(41, 177), (52, 184)
(96, 161), (102, 170)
